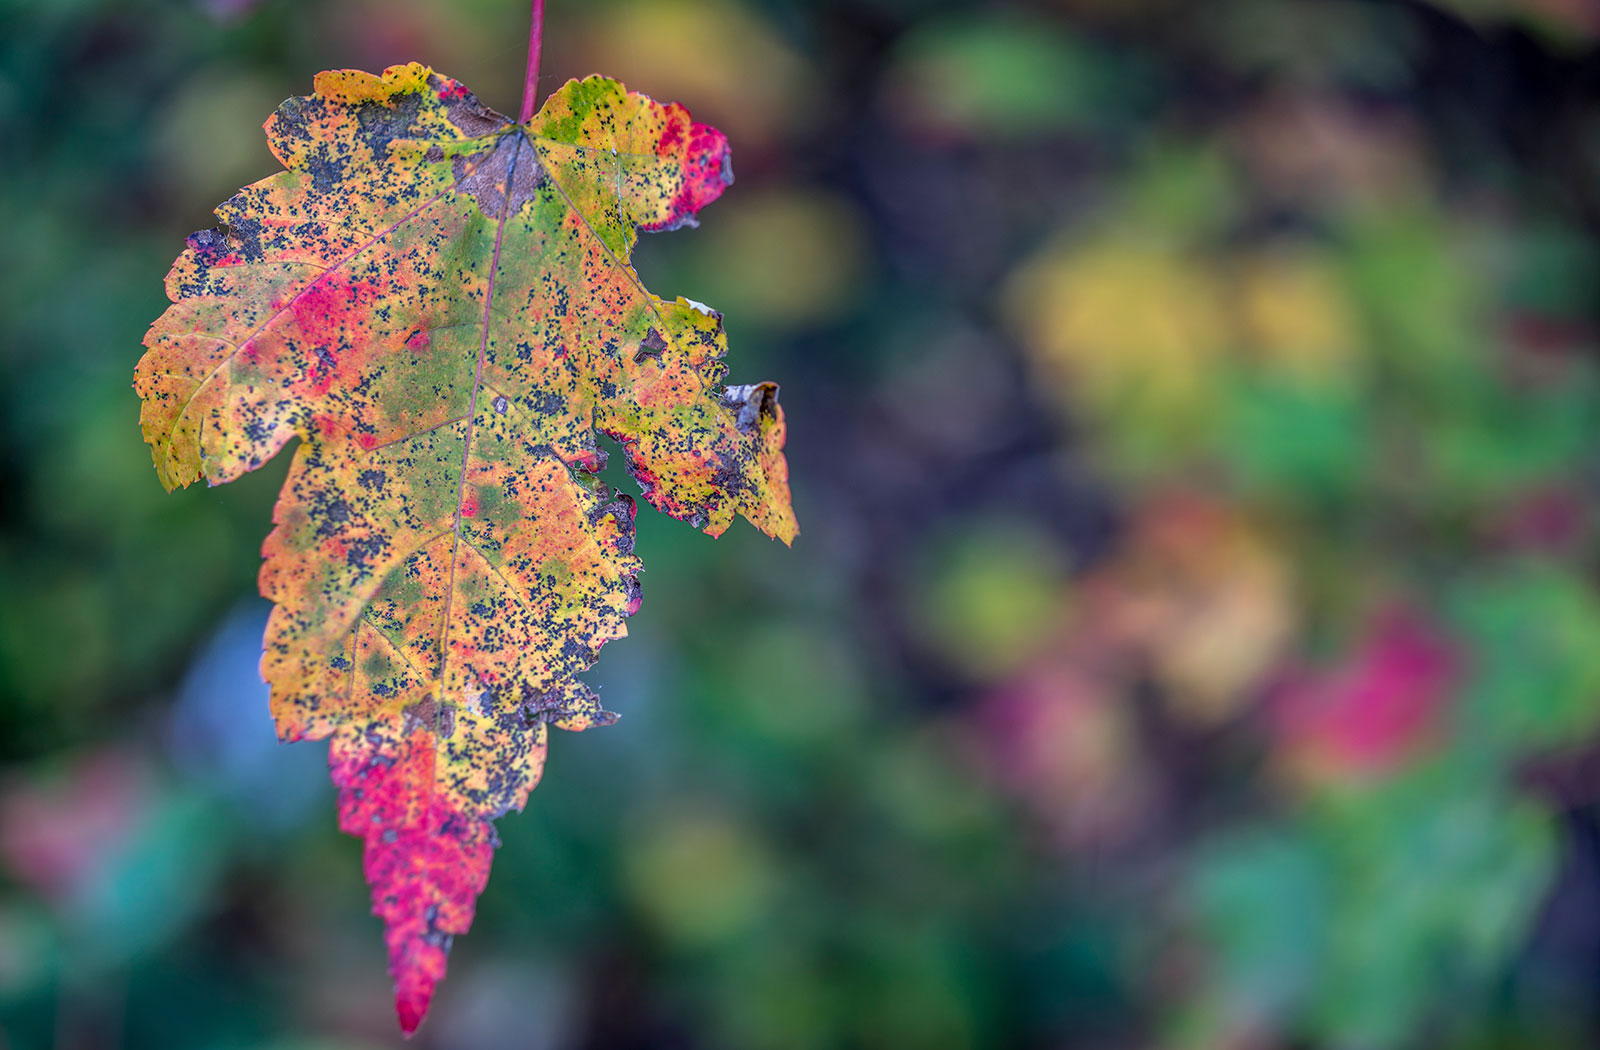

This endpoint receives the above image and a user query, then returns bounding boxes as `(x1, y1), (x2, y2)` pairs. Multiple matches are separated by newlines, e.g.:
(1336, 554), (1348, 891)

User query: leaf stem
(518, 0), (544, 124)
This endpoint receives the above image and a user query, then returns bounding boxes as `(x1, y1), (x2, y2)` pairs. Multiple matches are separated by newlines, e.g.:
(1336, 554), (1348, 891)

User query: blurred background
(7, 0), (1600, 1047)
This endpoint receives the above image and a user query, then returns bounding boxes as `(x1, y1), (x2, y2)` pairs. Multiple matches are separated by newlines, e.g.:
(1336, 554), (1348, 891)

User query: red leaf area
(332, 729), (495, 1034)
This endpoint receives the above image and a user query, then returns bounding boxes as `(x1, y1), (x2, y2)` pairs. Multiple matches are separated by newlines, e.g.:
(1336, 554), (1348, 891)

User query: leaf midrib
(433, 128), (526, 698)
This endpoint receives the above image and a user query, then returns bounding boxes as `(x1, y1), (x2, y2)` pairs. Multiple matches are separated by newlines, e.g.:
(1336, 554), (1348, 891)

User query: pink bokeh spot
(1273, 607), (1460, 779)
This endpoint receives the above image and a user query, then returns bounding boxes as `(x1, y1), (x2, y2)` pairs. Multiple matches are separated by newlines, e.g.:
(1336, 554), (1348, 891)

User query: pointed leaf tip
(396, 985), (429, 1036)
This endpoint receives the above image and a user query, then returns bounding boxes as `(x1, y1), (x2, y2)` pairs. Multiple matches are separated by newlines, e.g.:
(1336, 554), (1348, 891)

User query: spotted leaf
(133, 63), (796, 1034)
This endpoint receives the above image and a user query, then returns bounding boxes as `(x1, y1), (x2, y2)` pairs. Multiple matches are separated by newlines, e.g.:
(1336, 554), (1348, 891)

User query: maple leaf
(133, 63), (795, 1033)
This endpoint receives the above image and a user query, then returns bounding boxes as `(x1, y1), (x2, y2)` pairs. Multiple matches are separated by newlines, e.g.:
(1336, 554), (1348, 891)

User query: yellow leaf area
(1003, 232), (1359, 472)
(1088, 491), (1296, 725)
(134, 64), (795, 1032)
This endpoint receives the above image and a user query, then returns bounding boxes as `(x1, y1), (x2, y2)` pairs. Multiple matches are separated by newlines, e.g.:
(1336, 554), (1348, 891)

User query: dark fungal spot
(225, 213), (265, 261)
(355, 91), (424, 155)
(420, 902), (453, 949)
(345, 535), (387, 570)
(528, 389), (563, 416)
(432, 75), (506, 137)
(634, 327), (668, 364)
(187, 227), (228, 256)
(711, 460), (748, 499)
(306, 150), (348, 194)
(589, 494), (637, 553)
(561, 637), (595, 669)
(312, 492), (352, 537)
(276, 94), (308, 130)
(402, 697), (437, 735)
(452, 133), (547, 220)
(518, 683), (563, 724)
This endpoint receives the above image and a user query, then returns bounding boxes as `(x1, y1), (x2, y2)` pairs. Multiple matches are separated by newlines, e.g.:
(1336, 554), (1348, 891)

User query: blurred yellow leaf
(155, 68), (280, 205)
(623, 807), (777, 947)
(1003, 234), (1230, 462)
(684, 189), (869, 329)
(574, 0), (813, 152)
(1097, 493), (1297, 724)
(1234, 248), (1360, 384)
(909, 522), (1069, 682)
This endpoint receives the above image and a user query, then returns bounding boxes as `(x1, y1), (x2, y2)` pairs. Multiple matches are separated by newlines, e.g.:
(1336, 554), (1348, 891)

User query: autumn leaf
(134, 63), (795, 1033)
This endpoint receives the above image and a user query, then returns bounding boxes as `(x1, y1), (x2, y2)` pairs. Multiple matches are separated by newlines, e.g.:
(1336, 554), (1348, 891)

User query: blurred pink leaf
(1272, 607), (1459, 782)
(0, 751), (150, 905)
